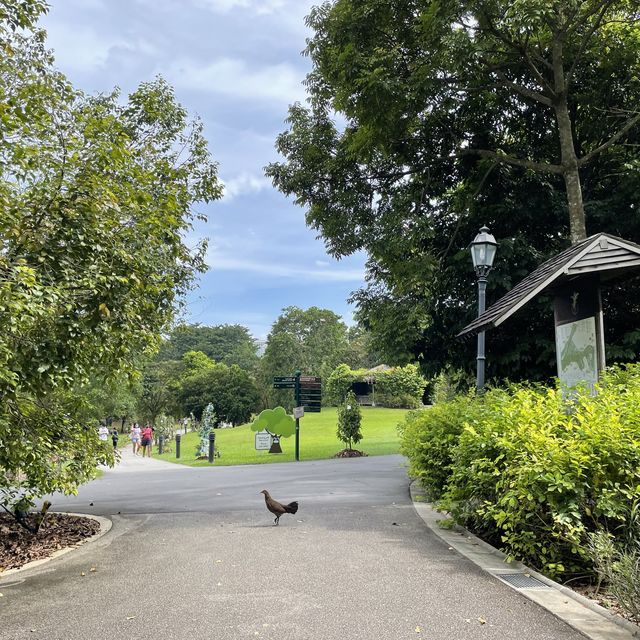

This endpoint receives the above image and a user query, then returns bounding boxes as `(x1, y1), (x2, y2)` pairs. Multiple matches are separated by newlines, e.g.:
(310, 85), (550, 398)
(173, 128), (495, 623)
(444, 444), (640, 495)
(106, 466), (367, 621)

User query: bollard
(208, 431), (216, 463)
(158, 435), (164, 455)
(175, 433), (181, 459)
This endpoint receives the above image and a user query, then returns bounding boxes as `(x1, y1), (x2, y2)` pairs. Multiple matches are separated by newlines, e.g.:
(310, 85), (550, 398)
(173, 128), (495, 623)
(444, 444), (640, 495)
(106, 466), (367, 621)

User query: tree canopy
(0, 2), (222, 508)
(156, 323), (259, 370)
(266, 0), (640, 380)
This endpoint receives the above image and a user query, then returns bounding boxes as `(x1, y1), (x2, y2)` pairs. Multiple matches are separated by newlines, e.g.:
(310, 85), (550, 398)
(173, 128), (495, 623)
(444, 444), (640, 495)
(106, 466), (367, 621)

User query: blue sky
(41, 0), (366, 340)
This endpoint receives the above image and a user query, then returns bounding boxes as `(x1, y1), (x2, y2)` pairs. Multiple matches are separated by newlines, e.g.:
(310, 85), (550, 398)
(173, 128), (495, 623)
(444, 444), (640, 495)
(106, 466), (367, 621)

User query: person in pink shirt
(140, 424), (153, 457)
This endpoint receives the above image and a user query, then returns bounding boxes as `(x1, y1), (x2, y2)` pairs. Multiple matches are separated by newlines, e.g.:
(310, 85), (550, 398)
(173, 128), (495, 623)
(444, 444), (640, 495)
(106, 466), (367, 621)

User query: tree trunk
(553, 29), (588, 244)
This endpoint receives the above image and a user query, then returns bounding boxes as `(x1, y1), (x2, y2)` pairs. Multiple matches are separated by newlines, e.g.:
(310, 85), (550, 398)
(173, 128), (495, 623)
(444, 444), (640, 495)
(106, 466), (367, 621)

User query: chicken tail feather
(285, 501), (299, 514)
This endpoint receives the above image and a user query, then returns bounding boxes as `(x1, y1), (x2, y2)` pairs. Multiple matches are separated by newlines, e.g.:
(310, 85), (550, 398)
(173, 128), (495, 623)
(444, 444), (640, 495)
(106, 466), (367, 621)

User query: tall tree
(266, 0), (640, 380)
(0, 2), (222, 509)
(156, 323), (259, 370)
(258, 307), (350, 408)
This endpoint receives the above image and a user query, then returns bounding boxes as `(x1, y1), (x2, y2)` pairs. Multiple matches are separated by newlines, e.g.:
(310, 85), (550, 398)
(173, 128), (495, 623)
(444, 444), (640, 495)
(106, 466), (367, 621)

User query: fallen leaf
(215, 560), (223, 563)
(415, 626), (422, 633)
(80, 572), (86, 576)
(126, 616), (136, 621)
(478, 617), (486, 625)
(217, 582), (222, 586)
(89, 567), (97, 572)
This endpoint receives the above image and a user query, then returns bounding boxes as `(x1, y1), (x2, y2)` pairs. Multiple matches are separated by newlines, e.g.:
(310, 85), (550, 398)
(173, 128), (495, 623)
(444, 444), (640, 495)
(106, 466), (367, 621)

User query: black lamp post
(470, 226), (498, 393)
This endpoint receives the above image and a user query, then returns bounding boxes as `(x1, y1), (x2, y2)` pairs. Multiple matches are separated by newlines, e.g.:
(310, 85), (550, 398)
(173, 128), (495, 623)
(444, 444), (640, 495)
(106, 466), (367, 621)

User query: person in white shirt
(130, 423), (142, 455)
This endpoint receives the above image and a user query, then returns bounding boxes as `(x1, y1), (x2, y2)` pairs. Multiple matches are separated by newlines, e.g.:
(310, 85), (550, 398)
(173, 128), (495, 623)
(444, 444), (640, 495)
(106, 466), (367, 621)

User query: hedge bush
(399, 364), (640, 579)
(325, 363), (426, 408)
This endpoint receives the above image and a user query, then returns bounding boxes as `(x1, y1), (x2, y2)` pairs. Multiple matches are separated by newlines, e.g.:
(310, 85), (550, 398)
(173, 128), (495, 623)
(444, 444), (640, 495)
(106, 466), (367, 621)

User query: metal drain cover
(496, 573), (549, 589)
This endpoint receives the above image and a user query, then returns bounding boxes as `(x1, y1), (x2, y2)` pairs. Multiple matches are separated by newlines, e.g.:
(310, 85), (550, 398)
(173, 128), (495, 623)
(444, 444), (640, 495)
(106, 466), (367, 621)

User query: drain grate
(496, 573), (550, 589)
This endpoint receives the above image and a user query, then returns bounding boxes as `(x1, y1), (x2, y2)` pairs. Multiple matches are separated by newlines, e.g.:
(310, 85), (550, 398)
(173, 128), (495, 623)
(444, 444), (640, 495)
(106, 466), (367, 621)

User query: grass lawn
(154, 406), (409, 467)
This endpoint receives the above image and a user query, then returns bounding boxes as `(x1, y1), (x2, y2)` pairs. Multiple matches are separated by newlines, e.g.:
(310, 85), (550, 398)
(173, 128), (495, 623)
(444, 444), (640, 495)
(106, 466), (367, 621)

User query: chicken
(260, 489), (298, 525)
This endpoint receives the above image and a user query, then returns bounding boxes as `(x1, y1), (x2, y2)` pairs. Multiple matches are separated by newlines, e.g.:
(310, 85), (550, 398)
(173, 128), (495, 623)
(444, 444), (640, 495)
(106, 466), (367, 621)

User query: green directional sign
(274, 376), (297, 383)
(273, 382), (296, 389)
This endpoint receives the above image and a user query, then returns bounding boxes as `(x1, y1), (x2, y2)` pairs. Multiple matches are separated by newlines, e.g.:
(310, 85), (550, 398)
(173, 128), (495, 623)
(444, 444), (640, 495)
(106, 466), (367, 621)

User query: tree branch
(565, 0), (618, 91)
(457, 148), (563, 174)
(493, 72), (553, 106)
(479, 10), (555, 96)
(578, 112), (640, 166)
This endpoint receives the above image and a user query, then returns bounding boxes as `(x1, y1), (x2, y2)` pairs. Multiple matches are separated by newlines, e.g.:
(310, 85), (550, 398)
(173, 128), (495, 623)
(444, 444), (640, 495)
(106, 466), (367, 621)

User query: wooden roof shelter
(458, 233), (640, 339)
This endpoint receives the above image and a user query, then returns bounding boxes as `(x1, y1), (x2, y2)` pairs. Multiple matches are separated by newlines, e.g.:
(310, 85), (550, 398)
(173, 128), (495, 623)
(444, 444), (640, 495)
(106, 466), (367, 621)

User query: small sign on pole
(293, 406), (304, 419)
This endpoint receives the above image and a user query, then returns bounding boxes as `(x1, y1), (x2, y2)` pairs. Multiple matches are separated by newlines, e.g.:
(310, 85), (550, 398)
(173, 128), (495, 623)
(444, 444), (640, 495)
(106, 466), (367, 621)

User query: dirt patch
(571, 583), (639, 626)
(0, 513), (100, 572)
(333, 448), (368, 458)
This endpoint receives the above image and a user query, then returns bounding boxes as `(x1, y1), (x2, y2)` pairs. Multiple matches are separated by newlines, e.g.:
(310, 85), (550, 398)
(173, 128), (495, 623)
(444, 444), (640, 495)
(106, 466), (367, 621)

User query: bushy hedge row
(399, 364), (640, 579)
(325, 363), (426, 408)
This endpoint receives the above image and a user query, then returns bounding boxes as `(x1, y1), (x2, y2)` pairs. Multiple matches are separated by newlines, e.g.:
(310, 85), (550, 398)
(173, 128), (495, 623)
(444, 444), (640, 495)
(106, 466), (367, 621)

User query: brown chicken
(260, 489), (299, 525)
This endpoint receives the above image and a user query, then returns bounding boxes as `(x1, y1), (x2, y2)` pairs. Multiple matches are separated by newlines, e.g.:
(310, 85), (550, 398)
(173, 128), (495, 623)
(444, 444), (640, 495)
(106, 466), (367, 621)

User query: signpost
(273, 371), (322, 461)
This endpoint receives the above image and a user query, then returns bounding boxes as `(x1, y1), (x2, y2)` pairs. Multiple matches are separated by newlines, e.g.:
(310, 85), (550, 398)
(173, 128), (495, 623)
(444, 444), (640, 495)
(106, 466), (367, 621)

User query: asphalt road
(0, 451), (584, 640)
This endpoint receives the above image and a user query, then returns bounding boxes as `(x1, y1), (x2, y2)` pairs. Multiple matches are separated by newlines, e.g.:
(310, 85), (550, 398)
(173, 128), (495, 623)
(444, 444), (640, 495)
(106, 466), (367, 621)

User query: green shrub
(375, 364), (426, 401)
(589, 526), (640, 623)
(337, 391), (363, 450)
(398, 394), (480, 500)
(401, 363), (640, 579)
(326, 363), (426, 407)
(325, 364), (360, 405)
(375, 393), (421, 409)
(430, 366), (474, 404)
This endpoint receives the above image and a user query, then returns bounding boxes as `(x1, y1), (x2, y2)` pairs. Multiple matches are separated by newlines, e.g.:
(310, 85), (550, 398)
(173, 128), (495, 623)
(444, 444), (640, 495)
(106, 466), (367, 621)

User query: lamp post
(470, 226), (498, 393)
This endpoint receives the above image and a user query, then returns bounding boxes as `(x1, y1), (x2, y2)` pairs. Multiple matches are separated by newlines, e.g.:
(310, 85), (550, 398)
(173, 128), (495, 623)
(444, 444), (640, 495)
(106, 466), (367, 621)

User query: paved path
(0, 451), (584, 640)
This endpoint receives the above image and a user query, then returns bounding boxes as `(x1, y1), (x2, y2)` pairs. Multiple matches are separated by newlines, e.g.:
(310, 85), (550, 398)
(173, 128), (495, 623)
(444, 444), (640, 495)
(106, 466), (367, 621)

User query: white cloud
(194, 0), (286, 14)
(166, 57), (305, 104)
(207, 254), (365, 283)
(221, 172), (271, 200)
(45, 19), (158, 73)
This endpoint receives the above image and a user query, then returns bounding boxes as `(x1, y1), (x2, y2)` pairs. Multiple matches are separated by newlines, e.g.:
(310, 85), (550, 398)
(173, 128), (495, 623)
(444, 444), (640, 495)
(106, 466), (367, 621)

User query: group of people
(97, 422), (154, 457)
(98, 424), (119, 449)
(129, 422), (154, 457)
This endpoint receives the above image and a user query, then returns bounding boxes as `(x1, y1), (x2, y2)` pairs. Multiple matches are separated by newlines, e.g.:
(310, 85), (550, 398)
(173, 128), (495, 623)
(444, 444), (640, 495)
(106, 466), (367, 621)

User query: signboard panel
(255, 430), (272, 451)
(300, 383), (322, 390)
(303, 406), (321, 413)
(273, 382), (296, 389)
(555, 316), (598, 393)
(300, 376), (321, 383)
(274, 376), (297, 383)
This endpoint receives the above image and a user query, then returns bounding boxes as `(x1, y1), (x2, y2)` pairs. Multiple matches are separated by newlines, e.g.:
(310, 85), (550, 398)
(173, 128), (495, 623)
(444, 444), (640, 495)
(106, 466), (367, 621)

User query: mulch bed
(333, 448), (368, 458)
(0, 513), (100, 572)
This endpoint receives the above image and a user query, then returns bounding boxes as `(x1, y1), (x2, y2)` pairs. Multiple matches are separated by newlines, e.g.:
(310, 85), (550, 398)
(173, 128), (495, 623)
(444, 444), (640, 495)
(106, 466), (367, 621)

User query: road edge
(409, 480), (639, 640)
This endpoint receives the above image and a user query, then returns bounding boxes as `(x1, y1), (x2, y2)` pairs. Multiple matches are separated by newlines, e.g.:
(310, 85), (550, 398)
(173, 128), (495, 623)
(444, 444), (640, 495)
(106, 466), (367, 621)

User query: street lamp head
(470, 225), (498, 276)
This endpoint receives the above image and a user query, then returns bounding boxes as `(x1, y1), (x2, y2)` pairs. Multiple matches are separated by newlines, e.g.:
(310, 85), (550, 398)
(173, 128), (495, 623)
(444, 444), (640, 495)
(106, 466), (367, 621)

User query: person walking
(110, 426), (119, 450)
(98, 423), (109, 443)
(130, 422), (141, 455)
(140, 424), (153, 458)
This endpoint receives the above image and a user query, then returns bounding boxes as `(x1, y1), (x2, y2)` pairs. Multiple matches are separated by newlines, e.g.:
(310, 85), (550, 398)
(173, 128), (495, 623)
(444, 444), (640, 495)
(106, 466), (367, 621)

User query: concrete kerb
(409, 480), (640, 640)
(0, 513), (112, 581)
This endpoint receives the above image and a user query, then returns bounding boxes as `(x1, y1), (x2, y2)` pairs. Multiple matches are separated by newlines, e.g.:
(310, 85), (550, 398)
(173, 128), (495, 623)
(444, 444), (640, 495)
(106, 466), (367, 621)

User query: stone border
(410, 481), (640, 640)
(0, 513), (112, 580)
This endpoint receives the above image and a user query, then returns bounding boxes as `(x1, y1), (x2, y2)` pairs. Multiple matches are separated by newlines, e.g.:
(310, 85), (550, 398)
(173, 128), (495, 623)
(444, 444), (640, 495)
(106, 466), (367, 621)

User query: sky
(41, 0), (367, 340)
